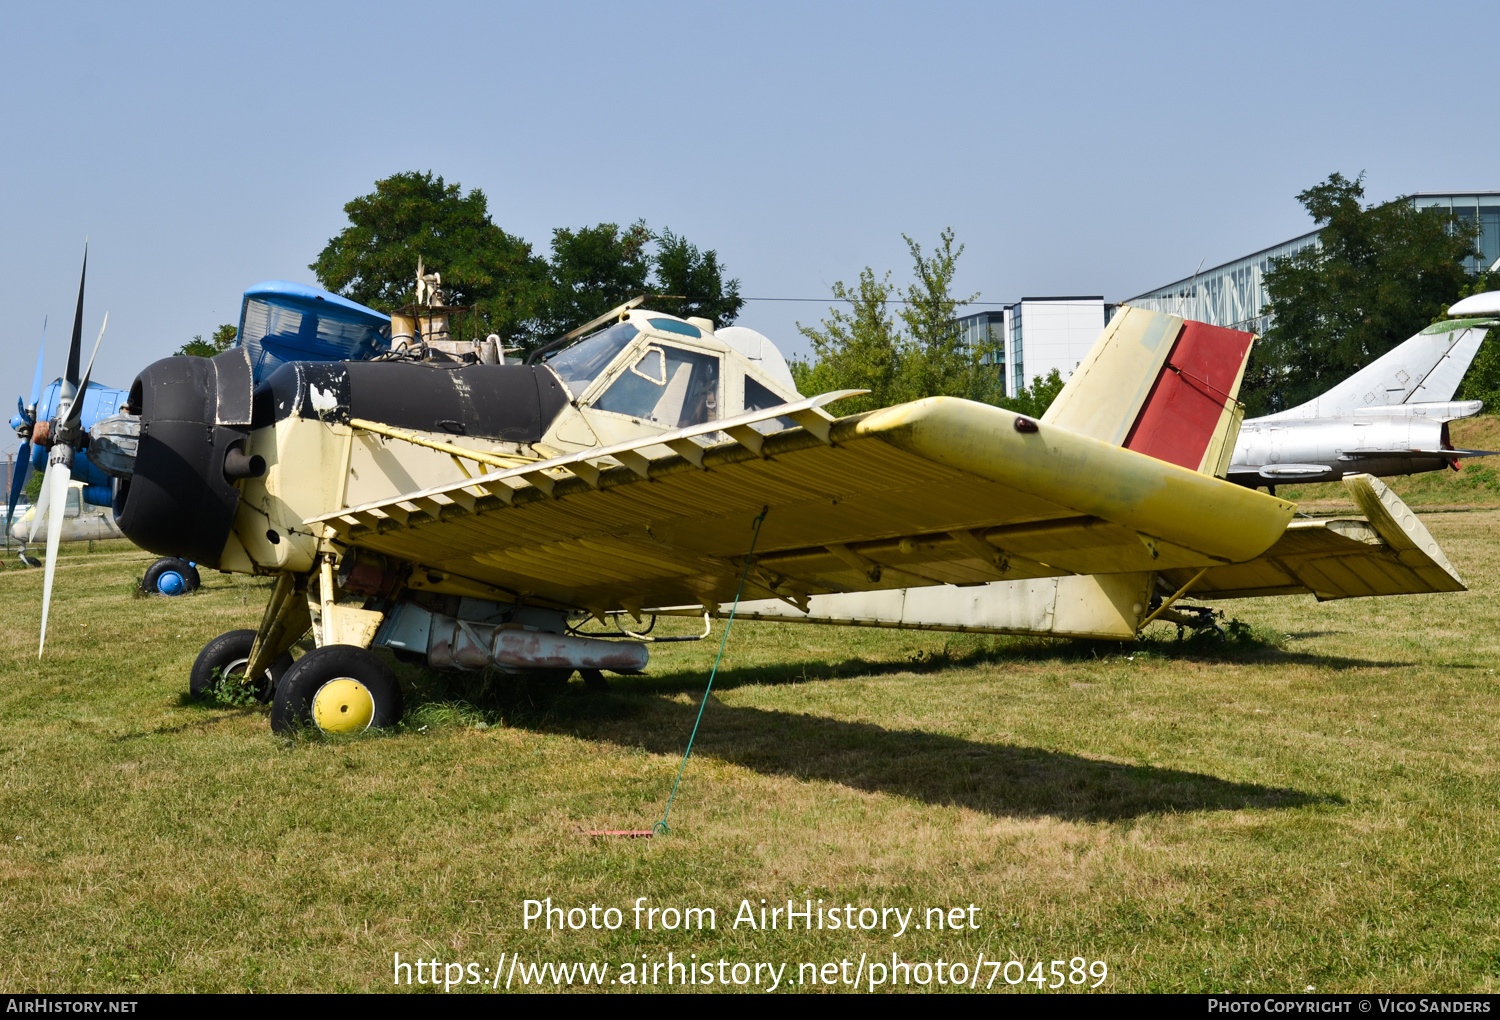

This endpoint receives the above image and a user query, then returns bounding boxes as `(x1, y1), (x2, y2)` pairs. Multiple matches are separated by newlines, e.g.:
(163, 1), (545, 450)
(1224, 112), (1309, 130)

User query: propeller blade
(37, 459), (71, 657)
(65, 246), (87, 388)
(6, 442), (30, 538)
(63, 313), (107, 429)
(31, 452), (52, 532)
(26, 317), (47, 412)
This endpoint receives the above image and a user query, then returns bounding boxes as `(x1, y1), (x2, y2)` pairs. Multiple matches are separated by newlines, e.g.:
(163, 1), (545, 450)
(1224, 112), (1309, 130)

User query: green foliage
(1244, 172), (1482, 415)
(24, 470), (42, 502)
(174, 324), (237, 358)
(313, 172), (743, 356)
(1002, 369), (1067, 418)
(310, 170), (551, 346)
(1454, 273), (1500, 408)
(791, 229), (1008, 412)
(541, 223), (743, 339)
(543, 221), (652, 335)
(649, 227), (744, 328)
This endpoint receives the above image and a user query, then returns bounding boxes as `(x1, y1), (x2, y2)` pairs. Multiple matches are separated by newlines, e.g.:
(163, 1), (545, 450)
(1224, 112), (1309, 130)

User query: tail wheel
(146, 556), (201, 596)
(270, 644), (403, 735)
(190, 628), (294, 703)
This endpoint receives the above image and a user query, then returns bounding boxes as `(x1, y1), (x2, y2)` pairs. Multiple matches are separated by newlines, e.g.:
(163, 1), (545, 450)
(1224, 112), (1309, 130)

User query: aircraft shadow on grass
(407, 665), (1340, 823)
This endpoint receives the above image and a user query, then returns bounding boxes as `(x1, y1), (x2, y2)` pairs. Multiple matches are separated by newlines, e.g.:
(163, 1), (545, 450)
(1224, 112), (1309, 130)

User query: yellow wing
(309, 394), (1296, 615)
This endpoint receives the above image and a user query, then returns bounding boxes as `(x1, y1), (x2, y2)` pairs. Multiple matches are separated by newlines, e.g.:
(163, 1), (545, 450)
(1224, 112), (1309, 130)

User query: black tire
(19, 553), (41, 568)
(270, 644), (403, 735)
(189, 629), (293, 703)
(145, 557), (201, 596)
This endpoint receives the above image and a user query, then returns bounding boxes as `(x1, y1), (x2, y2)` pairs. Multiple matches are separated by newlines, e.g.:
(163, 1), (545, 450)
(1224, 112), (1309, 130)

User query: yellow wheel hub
(311, 678), (375, 733)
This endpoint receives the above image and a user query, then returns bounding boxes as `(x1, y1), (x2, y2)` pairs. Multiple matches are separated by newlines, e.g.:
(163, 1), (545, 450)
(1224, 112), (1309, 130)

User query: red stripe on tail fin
(1124, 321), (1255, 472)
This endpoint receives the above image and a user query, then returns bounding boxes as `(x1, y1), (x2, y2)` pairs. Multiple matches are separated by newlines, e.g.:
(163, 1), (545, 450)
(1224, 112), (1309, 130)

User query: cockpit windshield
(542, 322), (639, 398)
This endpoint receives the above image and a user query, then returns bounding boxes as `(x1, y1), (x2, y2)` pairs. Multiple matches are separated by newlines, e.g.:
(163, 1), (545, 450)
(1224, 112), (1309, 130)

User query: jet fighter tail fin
(1043, 307), (1255, 476)
(1263, 318), (1495, 421)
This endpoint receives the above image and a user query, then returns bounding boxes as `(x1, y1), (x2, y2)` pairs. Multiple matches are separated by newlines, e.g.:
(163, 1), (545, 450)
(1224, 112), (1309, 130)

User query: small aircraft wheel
(270, 644), (403, 735)
(190, 629), (293, 703)
(579, 669), (610, 692)
(145, 557), (200, 595)
(19, 553), (41, 568)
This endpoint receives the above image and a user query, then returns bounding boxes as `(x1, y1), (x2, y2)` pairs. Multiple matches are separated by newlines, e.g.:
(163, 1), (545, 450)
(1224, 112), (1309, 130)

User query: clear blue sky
(3, 0), (1496, 445)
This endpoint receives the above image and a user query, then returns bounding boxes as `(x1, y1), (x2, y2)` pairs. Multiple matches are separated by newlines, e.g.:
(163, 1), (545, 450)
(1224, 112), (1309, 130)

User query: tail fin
(1044, 307), (1255, 475)
(1042, 306), (1183, 445)
(1261, 319), (1494, 420)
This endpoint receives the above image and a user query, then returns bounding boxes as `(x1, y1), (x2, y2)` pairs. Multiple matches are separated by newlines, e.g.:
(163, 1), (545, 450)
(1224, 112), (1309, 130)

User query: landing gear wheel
(145, 557), (200, 595)
(190, 629), (294, 703)
(270, 644), (403, 735)
(580, 669), (610, 692)
(19, 553), (41, 568)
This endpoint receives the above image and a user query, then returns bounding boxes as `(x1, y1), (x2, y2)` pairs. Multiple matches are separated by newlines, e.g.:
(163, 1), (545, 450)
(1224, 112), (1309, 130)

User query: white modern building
(957, 296), (1111, 397)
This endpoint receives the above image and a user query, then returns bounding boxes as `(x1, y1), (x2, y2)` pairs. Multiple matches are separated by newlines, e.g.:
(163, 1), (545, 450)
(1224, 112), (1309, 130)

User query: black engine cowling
(114, 349), (253, 566)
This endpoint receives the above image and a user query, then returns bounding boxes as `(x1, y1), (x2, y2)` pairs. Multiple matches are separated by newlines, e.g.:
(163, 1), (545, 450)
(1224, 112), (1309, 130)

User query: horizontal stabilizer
(1156, 474), (1463, 601)
(1351, 400), (1484, 421)
(1338, 447), (1494, 460)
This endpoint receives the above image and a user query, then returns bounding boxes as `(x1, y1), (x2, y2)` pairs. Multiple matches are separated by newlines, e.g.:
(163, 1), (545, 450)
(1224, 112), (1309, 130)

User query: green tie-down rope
(654, 506), (769, 836)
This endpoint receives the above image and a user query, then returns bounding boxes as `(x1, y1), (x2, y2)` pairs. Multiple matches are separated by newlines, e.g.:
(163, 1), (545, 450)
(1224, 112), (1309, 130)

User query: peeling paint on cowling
(427, 614), (648, 672)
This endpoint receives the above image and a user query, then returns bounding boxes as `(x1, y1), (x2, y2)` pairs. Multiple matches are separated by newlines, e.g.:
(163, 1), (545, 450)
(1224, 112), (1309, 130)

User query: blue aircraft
(11, 268), (391, 594)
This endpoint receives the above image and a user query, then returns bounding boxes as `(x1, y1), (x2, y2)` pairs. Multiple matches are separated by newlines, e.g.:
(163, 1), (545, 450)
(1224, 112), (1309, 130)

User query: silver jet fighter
(1228, 293), (1499, 489)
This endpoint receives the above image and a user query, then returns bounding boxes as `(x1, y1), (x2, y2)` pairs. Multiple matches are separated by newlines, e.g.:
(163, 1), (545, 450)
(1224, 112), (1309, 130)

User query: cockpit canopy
(539, 311), (800, 433)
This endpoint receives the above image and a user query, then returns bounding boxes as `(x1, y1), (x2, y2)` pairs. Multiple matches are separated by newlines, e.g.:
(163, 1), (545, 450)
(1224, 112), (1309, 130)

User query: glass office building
(1412, 193), (1500, 273)
(1124, 191), (1499, 334)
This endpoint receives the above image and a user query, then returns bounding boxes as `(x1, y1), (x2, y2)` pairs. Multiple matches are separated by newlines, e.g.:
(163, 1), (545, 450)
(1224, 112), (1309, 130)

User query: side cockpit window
(594, 345), (720, 428)
(744, 375), (798, 432)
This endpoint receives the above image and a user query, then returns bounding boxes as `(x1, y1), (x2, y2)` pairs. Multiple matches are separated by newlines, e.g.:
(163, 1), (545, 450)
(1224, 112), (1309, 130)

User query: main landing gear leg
(245, 572), (313, 684)
(271, 555), (402, 734)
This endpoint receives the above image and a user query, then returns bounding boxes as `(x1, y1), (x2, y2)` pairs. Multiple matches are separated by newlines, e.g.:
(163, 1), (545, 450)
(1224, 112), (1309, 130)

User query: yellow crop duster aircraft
(72, 302), (1462, 734)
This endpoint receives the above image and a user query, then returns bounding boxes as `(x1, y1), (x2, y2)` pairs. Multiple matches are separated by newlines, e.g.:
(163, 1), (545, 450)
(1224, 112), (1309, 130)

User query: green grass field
(1, 501), (1498, 993)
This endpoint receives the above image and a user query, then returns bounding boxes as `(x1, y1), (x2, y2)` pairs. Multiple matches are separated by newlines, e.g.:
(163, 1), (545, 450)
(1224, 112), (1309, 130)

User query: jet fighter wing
(309, 394), (1296, 616)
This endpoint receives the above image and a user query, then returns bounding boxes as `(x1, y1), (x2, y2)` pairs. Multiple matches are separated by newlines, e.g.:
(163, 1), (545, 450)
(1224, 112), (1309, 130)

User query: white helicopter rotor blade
(37, 459), (71, 657)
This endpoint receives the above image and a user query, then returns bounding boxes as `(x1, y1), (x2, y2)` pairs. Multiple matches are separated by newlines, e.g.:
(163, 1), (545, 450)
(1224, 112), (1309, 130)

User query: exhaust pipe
(426, 614), (648, 673)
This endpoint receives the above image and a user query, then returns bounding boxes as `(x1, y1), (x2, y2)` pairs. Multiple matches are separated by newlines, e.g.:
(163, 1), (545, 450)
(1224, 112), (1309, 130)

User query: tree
(1243, 172), (1482, 415)
(790, 267), (901, 414)
(542, 221), (652, 336)
(313, 172), (744, 355)
(311, 171), (551, 346)
(540, 223), (744, 337)
(791, 228), (1006, 413)
(175, 323), (237, 357)
(1004, 369), (1066, 418)
(651, 228), (744, 328)
(1455, 269), (1500, 407)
